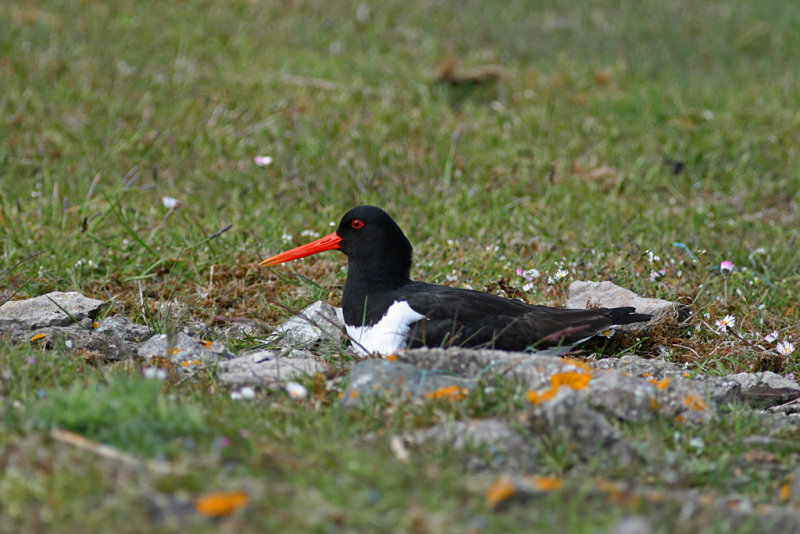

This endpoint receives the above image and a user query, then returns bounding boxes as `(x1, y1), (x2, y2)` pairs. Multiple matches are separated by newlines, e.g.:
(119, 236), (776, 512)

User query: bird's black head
(335, 206), (413, 281)
(260, 205), (413, 285)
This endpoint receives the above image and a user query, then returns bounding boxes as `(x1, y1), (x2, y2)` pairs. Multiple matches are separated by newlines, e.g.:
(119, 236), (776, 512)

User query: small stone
(219, 350), (329, 388)
(136, 332), (234, 368)
(268, 301), (345, 349)
(0, 291), (105, 331)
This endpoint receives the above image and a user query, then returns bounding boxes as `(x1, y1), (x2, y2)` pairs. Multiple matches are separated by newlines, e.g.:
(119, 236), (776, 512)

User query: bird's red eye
(350, 219), (364, 229)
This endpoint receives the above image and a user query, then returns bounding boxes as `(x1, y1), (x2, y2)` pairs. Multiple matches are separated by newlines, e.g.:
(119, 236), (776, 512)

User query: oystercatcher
(261, 206), (651, 356)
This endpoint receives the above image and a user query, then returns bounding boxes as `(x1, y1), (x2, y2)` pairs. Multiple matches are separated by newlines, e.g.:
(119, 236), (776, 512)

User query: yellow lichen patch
(180, 361), (190, 367)
(425, 385), (469, 401)
(682, 372), (691, 378)
(550, 371), (593, 390)
(526, 386), (560, 405)
(485, 475), (516, 508)
(192, 359), (202, 365)
(533, 476), (563, 491)
(194, 491), (249, 517)
(91, 321), (99, 329)
(780, 479), (792, 501)
(560, 358), (591, 372)
(647, 377), (658, 385)
(349, 390), (358, 399)
(30, 333), (46, 343)
(527, 370), (593, 405)
(167, 347), (183, 355)
(649, 398), (661, 410)
(385, 354), (398, 361)
(684, 394), (706, 411)
(642, 372), (653, 378)
(656, 378), (670, 390)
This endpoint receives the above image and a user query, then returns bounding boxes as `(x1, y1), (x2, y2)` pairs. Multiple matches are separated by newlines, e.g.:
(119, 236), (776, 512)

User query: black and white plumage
(261, 206), (651, 356)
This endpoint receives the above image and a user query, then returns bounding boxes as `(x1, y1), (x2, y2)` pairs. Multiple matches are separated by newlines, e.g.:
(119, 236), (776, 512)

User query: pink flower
(649, 269), (666, 282)
(764, 330), (779, 343)
(720, 261), (734, 273)
(254, 155), (273, 167)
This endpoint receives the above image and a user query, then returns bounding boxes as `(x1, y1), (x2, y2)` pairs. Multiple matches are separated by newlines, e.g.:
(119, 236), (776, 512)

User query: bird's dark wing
(397, 282), (646, 351)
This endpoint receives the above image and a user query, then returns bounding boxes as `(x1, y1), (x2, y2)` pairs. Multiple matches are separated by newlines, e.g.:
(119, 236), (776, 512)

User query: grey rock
(567, 280), (690, 327)
(136, 332), (235, 369)
(0, 291), (105, 331)
(94, 315), (153, 344)
(586, 371), (658, 422)
(592, 355), (687, 377)
(396, 347), (570, 386)
(342, 359), (474, 407)
(219, 350), (329, 388)
(9, 315), (153, 360)
(596, 355), (800, 410)
(789, 465), (800, 505)
(725, 371), (800, 408)
(525, 392), (624, 456)
(609, 516), (653, 534)
(405, 419), (537, 470)
(269, 301), (345, 349)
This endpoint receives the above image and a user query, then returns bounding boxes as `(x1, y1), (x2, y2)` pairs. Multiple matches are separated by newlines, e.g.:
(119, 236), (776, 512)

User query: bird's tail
(607, 307), (651, 325)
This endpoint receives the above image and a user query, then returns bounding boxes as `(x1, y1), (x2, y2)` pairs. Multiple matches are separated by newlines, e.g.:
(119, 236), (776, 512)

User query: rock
(268, 301), (345, 349)
(725, 371), (800, 408)
(404, 419), (537, 470)
(94, 315), (154, 345)
(0, 291), (105, 331)
(585, 371), (658, 422)
(789, 465), (800, 505)
(525, 392), (626, 458)
(219, 349), (329, 388)
(14, 315), (153, 360)
(608, 516), (653, 534)
(341, 359), (474, 407)
(567, 281), (690, 327)
(596, 355), (800, 410)
(136, 332), (235, 370)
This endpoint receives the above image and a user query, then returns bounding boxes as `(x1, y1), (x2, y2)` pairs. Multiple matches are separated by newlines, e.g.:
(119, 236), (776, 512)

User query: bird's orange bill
(260, 232), (343, 267)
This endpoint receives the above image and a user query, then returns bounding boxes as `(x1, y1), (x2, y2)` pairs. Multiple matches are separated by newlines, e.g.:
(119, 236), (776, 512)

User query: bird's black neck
(341, 242), (413, 325)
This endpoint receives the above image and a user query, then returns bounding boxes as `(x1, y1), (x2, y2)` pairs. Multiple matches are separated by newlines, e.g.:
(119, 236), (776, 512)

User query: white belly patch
(346, 300), (426, 356)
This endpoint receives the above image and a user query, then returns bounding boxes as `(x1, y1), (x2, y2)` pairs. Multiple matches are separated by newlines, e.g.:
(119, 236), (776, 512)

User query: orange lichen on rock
(550, 371), (593, 390)
(656, 378), (670, 390)
(30, 333), (46, 342)
(781, 480), (791, 501)
(194, 491), (249, 517)
(425, 385), (469, 401)
(684, 394), (706, 411)
(533, 476), (563, 491)
(649, 398), (661, 410)
(385, 354), (398, 361)
(485, 475), (516, 508)
(526, 370), (593, 405)
(526, 387), (560, 405)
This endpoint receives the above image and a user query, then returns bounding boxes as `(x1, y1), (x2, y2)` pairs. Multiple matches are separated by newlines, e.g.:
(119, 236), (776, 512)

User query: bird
(260, 206), (651, 356)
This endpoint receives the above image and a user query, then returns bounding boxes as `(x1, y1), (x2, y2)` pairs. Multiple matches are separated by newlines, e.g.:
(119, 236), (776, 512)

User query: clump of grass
(17, 373), (206, 457)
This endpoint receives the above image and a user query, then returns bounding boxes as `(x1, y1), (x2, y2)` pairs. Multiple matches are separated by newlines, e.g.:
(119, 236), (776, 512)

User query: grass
(2, 0), (800, 531)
